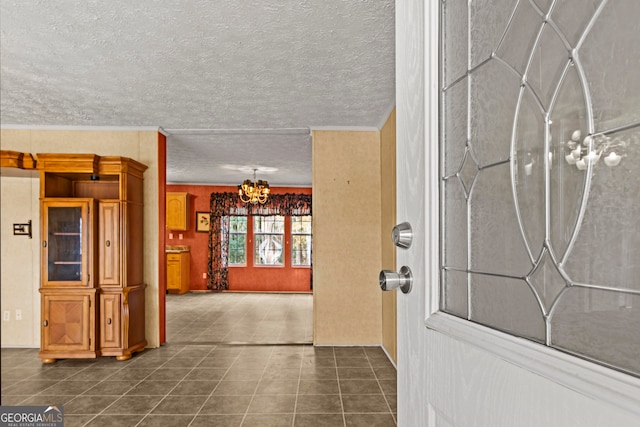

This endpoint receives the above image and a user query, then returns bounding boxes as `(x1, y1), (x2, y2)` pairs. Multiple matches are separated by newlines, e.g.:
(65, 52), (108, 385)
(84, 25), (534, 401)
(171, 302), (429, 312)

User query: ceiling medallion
(238, 168), (270, 204)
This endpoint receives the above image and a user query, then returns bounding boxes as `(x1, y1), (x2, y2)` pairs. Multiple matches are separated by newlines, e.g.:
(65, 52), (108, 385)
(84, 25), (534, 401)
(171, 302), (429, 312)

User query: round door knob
(379, 266), (413, 294)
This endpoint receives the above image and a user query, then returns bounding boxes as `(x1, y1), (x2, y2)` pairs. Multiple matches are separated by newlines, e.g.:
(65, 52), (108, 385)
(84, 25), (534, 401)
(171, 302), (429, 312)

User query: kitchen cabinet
(166, 192), (190, 230)
(167, 251), (190, 294)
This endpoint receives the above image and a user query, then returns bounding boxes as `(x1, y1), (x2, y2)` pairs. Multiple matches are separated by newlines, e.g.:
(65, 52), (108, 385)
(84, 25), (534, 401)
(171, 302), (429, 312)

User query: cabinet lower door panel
(100, 292), (121, 349)
(40, 292), (96, 359)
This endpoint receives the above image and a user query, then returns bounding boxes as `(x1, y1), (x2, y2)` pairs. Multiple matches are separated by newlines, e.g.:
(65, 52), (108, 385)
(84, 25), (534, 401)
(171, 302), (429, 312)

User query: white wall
(0, 173), (40, 346)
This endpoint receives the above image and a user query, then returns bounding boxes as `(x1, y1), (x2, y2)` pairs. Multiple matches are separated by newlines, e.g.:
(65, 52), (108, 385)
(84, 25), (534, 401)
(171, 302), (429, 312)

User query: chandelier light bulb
(604, 152), (622, 167)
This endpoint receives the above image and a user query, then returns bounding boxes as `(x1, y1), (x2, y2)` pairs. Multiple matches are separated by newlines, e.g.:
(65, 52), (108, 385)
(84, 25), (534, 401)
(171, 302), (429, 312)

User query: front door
(395, 1), (640, 426)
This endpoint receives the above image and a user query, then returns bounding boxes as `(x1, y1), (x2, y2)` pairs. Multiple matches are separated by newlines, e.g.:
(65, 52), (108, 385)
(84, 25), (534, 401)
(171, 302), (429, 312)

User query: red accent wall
(165, 184), (312, 292)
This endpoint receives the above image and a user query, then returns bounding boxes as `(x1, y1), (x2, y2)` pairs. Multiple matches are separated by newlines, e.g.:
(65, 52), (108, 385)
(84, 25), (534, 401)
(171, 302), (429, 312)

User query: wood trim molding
(0, 150), (37, 169)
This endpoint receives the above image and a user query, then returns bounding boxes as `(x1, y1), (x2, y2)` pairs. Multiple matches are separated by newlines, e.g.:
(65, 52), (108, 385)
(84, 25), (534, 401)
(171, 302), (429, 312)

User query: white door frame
(396, 0), (640, 424)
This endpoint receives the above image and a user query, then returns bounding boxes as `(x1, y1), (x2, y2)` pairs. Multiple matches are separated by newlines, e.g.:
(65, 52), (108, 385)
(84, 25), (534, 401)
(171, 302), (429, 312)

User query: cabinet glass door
(43, 201), (89, 286)
(47, 206), (83, 282)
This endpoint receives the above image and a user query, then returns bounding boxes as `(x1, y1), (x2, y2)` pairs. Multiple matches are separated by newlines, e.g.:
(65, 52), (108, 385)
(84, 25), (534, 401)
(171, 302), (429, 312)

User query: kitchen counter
(166, 245), (190, 253)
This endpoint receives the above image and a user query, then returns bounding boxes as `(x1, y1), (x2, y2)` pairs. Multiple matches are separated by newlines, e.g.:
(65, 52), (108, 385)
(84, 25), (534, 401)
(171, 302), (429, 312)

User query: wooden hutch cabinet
(37, 154), (147, 363)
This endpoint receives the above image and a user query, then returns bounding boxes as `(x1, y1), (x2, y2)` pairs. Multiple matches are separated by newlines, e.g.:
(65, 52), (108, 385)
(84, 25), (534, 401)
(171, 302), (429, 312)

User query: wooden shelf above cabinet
(37, 153), (100, 174)
(0, 150), (37, 169)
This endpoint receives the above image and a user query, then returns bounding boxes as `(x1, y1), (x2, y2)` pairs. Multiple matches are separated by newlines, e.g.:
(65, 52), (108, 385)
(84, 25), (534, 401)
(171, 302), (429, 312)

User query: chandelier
(238, 169), (270, 204)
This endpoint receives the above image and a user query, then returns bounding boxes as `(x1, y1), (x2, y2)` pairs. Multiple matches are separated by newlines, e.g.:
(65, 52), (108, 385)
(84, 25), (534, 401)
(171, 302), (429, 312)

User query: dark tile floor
(1, 293), (397, 426)
(1, 345), (396, 426)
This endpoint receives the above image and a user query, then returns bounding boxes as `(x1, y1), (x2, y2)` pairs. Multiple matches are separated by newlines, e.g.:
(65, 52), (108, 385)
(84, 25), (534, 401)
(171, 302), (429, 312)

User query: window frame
(290, 215), (312, 268)
(253, 215), (285, 267)
(228, 216), (247, 266)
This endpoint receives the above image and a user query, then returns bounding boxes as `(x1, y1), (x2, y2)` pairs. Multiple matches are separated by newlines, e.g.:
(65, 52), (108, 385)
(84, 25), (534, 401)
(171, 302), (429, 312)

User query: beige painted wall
(312, 130), (383, 345)
(2, 126), (393, 351)
(380, 109), (397, 363)
(0, 129), (160, 347)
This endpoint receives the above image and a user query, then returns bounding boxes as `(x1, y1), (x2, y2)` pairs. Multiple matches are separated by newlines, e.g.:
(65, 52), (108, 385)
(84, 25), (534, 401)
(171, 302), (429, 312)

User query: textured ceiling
(0, 1), (395, 185)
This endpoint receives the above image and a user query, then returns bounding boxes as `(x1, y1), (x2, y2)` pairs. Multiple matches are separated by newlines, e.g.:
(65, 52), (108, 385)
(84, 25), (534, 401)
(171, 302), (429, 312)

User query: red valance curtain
(207, 192), (312, 290)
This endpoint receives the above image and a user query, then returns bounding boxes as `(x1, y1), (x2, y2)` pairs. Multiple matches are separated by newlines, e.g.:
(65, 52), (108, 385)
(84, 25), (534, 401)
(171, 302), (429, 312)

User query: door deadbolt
(392, 222), (413, 249)
(379, 266), (413, 294)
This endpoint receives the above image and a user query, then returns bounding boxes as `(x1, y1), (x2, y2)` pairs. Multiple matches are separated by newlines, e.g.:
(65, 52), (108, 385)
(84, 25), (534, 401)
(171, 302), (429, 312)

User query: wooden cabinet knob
(43, 320), (48, 327)
(106, 240), (110, 247)
(107, 318), (112, 325)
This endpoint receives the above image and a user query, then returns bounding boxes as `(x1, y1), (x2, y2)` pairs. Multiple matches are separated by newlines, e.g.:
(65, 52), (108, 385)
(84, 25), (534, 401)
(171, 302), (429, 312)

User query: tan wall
(0, 129), (160, 347)
(312, 130), (383, 345)
(380, 109), (397, 363)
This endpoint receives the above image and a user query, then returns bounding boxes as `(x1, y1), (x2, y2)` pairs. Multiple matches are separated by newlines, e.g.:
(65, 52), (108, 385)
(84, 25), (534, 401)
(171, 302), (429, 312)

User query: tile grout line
(367, 349), (397, 425)
(334, 346), (348, 427)
(187, 344), (242, 426)
(292, 345), (305, 427)
(240, 344), (276, 426)
(128, 345), (218, 426)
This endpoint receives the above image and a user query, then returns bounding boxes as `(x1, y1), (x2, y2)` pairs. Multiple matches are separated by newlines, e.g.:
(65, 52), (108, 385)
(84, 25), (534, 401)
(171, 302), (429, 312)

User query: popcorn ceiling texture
(0, 0), (395, 130)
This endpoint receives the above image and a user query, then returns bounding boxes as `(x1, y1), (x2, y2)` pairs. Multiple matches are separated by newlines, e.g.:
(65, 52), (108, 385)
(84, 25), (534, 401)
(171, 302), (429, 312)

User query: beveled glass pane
(443, 78), (468, 177)
(530, 0), (553, 14)
(528, 252), (567, 312)
(579, 1), (640, 132)
(551, 287), (640, 375)
(457, 149), (478, 196)
(442, 0), (468, 87)
(549, 65), (588, 260)
(470, 273), (546, 342)
(551, 0), (603, 48)
(443, 178), (468, 270)
(442, 269), (468, 318)
(526, 24), (569, 110)
(470, 0), (519, 69)
(563, 127), (640, 292)
(469, 163), (532, 277)
(514, 86), (545, 260)
(496, 0), (543, 76)
(470, 59), (521, 166)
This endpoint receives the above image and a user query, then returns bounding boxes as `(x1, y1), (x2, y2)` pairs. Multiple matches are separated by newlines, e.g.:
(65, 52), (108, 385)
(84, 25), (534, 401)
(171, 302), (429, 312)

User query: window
(291, 216), (312, 266)
(228, 216), (247, 265)
(440, 0), (640, 376)
(254, 216), (285, 266)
